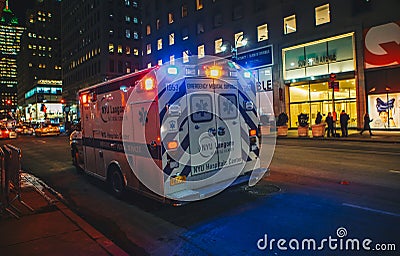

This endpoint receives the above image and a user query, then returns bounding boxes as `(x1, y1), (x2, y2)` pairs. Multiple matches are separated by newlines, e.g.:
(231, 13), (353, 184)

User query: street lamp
(221, 34), (248, 62)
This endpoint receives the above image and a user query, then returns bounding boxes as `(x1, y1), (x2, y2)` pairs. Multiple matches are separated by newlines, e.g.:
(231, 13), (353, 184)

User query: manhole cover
(243, 184), (281, 196)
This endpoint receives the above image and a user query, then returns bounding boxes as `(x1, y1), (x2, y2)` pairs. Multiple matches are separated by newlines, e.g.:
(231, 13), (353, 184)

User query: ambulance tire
(109, 166), (125, 198)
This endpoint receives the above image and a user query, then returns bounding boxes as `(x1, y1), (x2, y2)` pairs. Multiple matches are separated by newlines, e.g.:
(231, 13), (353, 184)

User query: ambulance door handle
(208, 128), (217, 137)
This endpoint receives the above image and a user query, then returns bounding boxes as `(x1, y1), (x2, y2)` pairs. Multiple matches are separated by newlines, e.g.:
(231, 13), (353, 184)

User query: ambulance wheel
(109, 167), (125, 198)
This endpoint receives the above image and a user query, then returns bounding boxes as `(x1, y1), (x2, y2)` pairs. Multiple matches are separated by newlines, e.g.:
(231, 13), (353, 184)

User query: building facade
(17, 0), (62, 122)
(141, 0), (400, 130)
(0, 0), (24, 119)
(61, 0), (142, 119)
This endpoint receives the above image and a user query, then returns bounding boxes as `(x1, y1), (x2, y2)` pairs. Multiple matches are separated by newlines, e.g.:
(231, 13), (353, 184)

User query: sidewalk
(0, 173), (128, 256)
(278, 128), (400, 143)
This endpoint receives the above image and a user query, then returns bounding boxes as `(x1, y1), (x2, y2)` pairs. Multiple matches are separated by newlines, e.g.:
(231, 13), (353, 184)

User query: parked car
(15, 124), (34, 135)
(0, 126), (17, 139)
(34, 123), (61, 136)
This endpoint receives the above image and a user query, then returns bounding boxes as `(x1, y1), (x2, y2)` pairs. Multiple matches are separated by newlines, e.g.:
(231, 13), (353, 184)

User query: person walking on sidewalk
(360, 113), (373, 136)
(340, 110), (350, 137)
(325, 112), (334, 137)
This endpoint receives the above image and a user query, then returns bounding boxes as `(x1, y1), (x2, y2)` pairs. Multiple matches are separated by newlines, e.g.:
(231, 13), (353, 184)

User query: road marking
(342, 203), (400, 217)
(389, 170), (400, 174)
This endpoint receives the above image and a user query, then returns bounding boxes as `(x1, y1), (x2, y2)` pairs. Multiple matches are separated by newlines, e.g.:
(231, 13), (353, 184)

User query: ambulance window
(190, 94), (213, 122)
(219, 94), (237, 119)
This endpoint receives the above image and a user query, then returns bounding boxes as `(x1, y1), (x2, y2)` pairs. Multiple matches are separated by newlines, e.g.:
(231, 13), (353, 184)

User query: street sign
(329, 73), (336, 82)
(329, 81), (339, 92)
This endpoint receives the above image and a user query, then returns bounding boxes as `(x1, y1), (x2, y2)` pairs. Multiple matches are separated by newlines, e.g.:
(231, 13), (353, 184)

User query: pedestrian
(360, 113), (373, 136)
(315, 112), (322, 125)
(340, 110), (350, 137)
(325, 112), (334, 137)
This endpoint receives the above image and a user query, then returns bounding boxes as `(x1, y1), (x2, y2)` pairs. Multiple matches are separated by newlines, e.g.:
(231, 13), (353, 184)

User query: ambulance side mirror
(167, 104), (181, 117)
(244, 101), (254, 111)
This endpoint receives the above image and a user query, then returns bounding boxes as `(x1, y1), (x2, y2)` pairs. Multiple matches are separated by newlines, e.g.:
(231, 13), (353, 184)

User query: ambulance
(70, 56), (269, 204)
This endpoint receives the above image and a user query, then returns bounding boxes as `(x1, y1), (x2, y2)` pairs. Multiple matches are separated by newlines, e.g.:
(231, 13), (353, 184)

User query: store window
(284, 15), (296, 34)
(289, 79), (357, 127)
(283, 33), (355, 81)
(368, 93), (400, 129)
(198, 44), (205, 59)
(315, 4), (330, 26)
(257, 24), (268, 42)
(215, 38), (223, 54)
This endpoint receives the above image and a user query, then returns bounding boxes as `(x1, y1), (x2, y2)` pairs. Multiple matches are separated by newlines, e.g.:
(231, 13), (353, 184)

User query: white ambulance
(70, 56), (269, 204)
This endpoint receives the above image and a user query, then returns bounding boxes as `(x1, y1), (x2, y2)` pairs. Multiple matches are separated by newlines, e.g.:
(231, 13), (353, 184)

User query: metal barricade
(2, 144), (34, 218)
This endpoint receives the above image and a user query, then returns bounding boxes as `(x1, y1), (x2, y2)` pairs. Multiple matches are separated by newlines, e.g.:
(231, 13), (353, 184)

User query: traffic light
(61, 99), (65, 104)
(6, 99), (11, 105)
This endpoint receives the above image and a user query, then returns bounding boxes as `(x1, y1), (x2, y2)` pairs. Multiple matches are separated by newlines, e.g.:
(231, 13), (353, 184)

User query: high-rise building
(17, 0), (62, 122)
(0, 0), (24, 119)
(61, 0), (142, 118)
(141, 0), (400, 130)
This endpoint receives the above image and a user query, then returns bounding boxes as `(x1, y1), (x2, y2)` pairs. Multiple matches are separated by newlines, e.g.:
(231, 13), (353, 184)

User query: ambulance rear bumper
(169, 167), (269, 205)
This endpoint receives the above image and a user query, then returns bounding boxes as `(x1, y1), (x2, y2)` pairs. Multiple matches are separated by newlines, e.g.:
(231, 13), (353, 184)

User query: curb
(55, 201), (129, 256)
(29, 174), (129, 256)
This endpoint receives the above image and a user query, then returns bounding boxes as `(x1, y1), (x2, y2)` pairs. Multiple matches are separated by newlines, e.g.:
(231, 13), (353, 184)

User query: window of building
(133, 17), (138, 23)
(198, 44), (205, 59)
(158, 59), (163, 65)
(169, 33), (175, 45)
(125, 0), (130, 7)
(157, 38), (163, 50)
(108, 43), (114, 53)
(183, 51), (190, 63)
(125, 29), (131, 38)
(118, 45), (123, 54)
(147, 63), (152, 68)
(213, 13), (223, 27)
(132, 1), (138, 8)
(232, 5), (243, 20)
(284, 15), (296, 34)
(170, 55), (175, 65)
(118, 61), (123, 73)
(168, 12), (174, 24)
(146, 44), (152, 54)
(315, 4), (330, 26)
(182, 4), (188, 17)
(125, 16), (130, 22)
(197, 22), (205, 34)
(133, 48), (139, 55)
(126, 61), (131, 73)
(196, 0), (203, 10)
(156, 19), (161, 30)
(126, 46), (131, 55)
(133, 32), (139, 39)
(215, 38), (223, 54)
(234, 32), (246, 48)
(257, 24), (268, 41)
(146, 25), (151, 35)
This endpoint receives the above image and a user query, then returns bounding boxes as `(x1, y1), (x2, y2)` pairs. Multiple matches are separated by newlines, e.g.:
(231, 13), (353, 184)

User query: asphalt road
(2, 135), (399, 255)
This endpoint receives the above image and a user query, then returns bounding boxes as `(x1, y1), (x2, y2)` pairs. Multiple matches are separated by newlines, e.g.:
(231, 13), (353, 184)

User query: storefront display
(368, 93), (399, 129)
